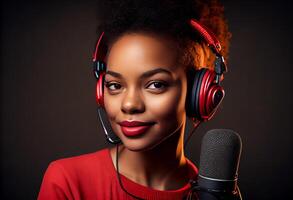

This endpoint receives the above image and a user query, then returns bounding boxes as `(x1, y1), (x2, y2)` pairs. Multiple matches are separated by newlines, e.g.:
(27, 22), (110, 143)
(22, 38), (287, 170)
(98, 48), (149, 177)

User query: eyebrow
(105, 68), (172, 79)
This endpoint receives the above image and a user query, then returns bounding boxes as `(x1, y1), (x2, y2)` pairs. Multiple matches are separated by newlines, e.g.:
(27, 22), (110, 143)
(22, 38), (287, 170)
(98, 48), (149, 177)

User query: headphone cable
(184, 119), (202, 151)
(115, 144), (145, 200)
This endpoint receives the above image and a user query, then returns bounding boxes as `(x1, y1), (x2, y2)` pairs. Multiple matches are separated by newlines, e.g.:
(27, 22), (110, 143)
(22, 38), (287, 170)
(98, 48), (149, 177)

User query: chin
(122, 138), (161, 152)
(122, 139), (159, 152)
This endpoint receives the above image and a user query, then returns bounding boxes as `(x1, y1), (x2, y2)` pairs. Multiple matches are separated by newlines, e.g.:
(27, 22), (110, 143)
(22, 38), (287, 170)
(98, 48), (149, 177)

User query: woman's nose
(121, 88), (145, 114)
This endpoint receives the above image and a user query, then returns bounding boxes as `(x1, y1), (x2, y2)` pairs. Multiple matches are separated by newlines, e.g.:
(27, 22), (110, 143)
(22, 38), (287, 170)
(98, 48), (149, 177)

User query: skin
(103, 32), (193, 190)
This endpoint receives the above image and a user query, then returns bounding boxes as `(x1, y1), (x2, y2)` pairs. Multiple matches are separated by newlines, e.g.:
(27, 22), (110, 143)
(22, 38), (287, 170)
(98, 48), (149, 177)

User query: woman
(38, 0), (230, 199)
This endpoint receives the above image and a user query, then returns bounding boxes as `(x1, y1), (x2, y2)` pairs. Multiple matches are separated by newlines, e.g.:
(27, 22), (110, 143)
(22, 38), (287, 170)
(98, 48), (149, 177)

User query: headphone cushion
(195, 69), (207, 119)
(199, 70), (214, 117)
(186, 69), (201, 118)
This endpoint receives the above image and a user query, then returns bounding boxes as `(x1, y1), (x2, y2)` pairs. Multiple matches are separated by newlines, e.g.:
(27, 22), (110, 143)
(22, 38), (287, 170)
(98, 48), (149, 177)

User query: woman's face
(104, 32), (188, 151)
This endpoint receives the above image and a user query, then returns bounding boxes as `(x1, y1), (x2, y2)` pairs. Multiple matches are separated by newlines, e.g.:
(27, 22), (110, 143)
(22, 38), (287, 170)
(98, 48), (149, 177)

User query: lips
(118, 121), (155, 137)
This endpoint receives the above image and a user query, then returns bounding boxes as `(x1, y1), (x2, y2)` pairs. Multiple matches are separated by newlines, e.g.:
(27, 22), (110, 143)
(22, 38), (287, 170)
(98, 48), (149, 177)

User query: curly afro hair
(96, 0), (231, 70)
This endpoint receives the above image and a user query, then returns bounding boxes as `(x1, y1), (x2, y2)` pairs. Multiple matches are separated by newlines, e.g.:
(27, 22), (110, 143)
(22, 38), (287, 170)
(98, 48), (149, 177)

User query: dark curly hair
(96, 0), (231, 71)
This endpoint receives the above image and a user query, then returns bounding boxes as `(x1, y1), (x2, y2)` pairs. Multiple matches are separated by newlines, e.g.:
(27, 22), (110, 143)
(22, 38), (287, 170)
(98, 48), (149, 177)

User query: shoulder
(38, 148), (117, 199)
(53, 148), (110, 167)
(45, 148), (115, 182)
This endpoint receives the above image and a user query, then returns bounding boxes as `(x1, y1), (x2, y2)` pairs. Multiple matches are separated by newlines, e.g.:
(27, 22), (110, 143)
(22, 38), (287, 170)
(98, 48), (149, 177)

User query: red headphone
(93, 19), (227, 122)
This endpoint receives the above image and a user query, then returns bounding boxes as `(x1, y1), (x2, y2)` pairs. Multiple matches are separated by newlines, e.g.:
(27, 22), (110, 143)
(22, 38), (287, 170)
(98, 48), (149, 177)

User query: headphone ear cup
(187, 68), (225, 121)
(205, 83), (225, 120)
(96, 72), (105, 107)
(186, 68), (200, 118)
(194, 69), (207, 119)
(198, 69), (225, 121)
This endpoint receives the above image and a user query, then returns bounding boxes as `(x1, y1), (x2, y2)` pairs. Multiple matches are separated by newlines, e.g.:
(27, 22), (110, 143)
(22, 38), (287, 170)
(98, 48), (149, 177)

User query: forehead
(106, 33), (181, 74)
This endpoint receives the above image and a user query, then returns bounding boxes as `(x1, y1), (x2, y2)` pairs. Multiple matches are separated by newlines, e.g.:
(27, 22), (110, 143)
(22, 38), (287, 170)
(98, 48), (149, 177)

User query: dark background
(1, 0), (292, 199)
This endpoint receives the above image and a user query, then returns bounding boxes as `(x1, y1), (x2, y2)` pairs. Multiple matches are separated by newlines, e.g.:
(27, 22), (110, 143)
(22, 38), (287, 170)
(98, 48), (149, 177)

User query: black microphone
(188, 129), (242, 200)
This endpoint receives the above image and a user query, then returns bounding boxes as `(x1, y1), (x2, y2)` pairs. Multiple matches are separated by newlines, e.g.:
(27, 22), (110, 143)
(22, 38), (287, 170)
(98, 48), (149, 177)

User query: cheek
(145, 83), (187, 124)
(103, 93), (120, 121)
(103, 93), (124, 138)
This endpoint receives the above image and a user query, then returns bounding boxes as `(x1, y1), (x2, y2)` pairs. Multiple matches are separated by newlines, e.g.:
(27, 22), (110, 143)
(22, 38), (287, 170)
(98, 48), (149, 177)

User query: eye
(105, 81), (122, 91)
(147, 81), (168, 90)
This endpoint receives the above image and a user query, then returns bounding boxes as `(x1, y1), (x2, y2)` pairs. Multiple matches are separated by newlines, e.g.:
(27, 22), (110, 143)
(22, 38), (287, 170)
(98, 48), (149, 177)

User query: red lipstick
(118, 121), (155, 137)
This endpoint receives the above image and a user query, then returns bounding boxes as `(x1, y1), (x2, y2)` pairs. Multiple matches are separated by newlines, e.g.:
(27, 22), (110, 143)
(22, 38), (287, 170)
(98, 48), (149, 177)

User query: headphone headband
(189, 19), (221, 54)
(93, 31), (105, 62)
(189, 19), (227, 82)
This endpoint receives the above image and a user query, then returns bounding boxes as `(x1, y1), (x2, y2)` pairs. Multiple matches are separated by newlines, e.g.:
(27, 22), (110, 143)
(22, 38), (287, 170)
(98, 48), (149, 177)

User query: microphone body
(188, 129), (242, 200)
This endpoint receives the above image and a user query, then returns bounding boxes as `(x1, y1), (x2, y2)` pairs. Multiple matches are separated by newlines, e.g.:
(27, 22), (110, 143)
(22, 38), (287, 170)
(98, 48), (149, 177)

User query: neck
(110, 120), (189, 190)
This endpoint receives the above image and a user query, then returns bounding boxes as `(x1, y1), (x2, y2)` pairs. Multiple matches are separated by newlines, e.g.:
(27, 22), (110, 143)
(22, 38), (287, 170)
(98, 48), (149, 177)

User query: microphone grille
(199, 129), (242, 180)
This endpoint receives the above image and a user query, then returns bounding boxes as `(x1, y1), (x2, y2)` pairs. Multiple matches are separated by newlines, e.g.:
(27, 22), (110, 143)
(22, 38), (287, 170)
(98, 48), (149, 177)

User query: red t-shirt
(38, 148), (198, 200)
